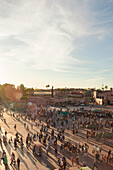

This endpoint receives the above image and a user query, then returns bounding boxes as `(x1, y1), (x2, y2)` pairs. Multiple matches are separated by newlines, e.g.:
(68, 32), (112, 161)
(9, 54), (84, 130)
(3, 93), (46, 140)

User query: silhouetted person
(14, 124), (16, 130)
(17, 157), (20, 169)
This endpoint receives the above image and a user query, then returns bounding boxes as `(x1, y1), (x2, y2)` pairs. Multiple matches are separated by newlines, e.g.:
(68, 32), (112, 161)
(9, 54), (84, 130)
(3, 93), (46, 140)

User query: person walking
(71, 156), (74, 166)
(26, 136), (29, 149)
(76, 154), (79, 167)
(17, 157), (20, 169)
(27, 125), (29, 131)
(60, 159), (63, 169)
(20, 137), (24, 151)
(0, 138), (3, 150)
(4, 152), (8, 169)
(24, 123), (26, 128)
(14, 124), (16, 130)
(10, 152), (15, 166)
(14, 138), (17, 150)
(63, 157), (67, 169)
(92, 159), (97, 170)
(86, 133), (89, 141)
(107, 150), (111, 162)
(55, 148), (57, 157)
(60, 144), (63, 152)
(83, 159), (87, 167)
(46, 145), (49, 155)
(31, 123), (33, 129)
(0, 149), (2, 165)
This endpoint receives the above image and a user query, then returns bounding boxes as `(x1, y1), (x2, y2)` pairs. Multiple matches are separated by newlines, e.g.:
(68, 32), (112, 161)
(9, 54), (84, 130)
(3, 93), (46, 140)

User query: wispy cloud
(0, 0), (113, 83)
(0, 0), (111, 72)
(98, 68), (113, 74)
(86, 77), (104, 82)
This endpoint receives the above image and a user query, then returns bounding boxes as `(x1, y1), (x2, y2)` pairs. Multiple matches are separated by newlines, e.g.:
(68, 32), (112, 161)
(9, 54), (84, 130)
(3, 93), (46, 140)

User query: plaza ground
(0, 105), (113, 170)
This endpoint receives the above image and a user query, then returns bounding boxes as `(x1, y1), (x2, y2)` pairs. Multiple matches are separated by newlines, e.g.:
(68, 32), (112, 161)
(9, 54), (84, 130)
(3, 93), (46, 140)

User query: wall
(95, 98), (103, 105)
(108, 95), (113, 104)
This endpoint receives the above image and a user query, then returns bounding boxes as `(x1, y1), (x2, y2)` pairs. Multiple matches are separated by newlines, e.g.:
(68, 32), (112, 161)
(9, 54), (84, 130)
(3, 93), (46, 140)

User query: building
(28, 89), (85, 106)
(93, 88), (113, 105)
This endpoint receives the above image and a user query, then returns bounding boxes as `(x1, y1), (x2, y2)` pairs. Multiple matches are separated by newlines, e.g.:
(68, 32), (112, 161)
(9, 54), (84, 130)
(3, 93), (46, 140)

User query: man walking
(14, 124), (16, 130)
(17, 157), (20, 169)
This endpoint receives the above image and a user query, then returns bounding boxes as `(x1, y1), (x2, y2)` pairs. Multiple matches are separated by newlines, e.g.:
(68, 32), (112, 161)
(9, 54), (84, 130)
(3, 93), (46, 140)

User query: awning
(58, 114), (63, 116)
(92, 109), (101, 112)
(71, 112), (78, 115)
(61, 111), (69, 115)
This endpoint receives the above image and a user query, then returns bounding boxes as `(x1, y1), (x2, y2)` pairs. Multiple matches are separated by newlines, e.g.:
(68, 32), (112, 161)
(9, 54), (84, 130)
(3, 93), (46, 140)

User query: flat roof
(34, 92), (51, 95)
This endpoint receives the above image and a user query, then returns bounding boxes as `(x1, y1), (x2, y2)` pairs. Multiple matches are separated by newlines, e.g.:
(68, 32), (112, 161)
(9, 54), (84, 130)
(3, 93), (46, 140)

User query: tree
(20, 84), (26, 92)
(101, 84), (104, 91)
(60, 88), (65, 94)
(46, 85), (50, 88)
(46, 85), (50, 91)
(0, 85), (10, 104)
(105, 85), (108, 90)
(97, 89), (102, 91)
(19, 84), (29, 100)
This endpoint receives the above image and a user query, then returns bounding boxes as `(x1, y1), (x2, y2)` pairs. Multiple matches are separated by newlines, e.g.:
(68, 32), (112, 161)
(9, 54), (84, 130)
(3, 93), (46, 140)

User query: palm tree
(105, 85), (108, 90)
(46, 85), (50, 90)
(101, 84), (104, 91)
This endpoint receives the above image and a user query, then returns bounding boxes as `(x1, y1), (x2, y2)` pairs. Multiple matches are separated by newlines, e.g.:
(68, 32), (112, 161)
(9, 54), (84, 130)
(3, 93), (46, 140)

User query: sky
(0, 0), (113, 89)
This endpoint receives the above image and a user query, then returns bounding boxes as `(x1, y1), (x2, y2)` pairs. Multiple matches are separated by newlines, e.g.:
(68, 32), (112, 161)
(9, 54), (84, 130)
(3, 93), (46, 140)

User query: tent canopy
(57, 114), (63, 116)
(61, 111), (69, 115)
(71, 112), (78, 115)
(92, 109), (101, 112)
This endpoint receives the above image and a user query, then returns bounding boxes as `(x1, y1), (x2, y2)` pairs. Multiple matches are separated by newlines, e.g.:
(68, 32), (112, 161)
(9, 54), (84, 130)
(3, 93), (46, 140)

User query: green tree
(20, 84), (29, 100)
(105, 85), (108, 90)
(46, 84), (50, 88)
(101, 84), (104, 91)
(0, 84), (10, 105)
(97, 89), (102, 91)
(46, 85), (50, 91)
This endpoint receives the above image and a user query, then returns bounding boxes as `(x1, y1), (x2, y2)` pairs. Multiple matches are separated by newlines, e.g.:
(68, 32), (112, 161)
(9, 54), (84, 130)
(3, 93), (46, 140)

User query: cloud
(86, 77), (104, 82)
(0, 0), (113, 73)
(98, 68), (113, 74)
(104, 57), (113, 61)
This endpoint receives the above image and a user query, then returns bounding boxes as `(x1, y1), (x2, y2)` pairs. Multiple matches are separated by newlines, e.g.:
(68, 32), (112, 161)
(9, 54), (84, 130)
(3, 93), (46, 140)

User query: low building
(28, 89), (85, 106)
(93, 88), (113, 105)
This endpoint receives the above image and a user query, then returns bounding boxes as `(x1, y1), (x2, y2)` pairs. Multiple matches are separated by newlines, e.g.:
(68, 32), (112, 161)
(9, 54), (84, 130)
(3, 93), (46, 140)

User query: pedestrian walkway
(0, 123), (49, 170)
(0, 108), (113, 170)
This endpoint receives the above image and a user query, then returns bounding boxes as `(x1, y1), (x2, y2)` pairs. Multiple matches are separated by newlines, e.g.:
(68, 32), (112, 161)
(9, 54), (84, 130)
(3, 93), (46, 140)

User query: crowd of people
(0, 126), (21, 169)
(0, 106), (113, 170)
(23, 112), (113, 170)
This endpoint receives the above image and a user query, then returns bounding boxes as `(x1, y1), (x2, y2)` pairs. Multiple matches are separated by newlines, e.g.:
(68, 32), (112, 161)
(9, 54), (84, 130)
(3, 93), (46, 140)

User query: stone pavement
(0, 112), (49, 170)
(0, 109), (113, 170)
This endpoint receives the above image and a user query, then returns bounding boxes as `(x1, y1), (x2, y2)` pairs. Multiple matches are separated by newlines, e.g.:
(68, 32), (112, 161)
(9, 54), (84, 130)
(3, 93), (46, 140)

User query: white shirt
(60, 160), (63, 166)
